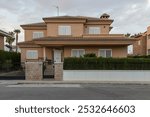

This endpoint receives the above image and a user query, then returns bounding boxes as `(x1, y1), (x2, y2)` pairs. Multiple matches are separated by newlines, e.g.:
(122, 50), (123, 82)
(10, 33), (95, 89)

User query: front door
(54, 50), (62, 63)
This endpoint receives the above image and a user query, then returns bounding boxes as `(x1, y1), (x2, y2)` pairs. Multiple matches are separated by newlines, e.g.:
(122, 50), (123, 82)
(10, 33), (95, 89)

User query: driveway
(0, 83), (150, 100)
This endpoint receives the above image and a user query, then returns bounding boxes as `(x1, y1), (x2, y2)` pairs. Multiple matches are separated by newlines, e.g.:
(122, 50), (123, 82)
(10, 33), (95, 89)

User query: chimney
(100, 13), (110, 19)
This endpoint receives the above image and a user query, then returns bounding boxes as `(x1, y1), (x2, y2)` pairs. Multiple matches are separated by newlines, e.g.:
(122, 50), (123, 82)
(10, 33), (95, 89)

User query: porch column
(43, 47), (46, 61)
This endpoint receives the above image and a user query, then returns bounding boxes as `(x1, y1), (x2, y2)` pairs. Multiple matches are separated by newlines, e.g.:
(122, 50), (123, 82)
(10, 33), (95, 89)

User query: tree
(14, 29), (21, 52)
(5, 32), (15, 52)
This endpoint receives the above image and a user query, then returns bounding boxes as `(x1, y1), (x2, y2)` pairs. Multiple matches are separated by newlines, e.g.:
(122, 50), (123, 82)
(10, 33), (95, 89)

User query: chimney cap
(100, 13), (110, 19)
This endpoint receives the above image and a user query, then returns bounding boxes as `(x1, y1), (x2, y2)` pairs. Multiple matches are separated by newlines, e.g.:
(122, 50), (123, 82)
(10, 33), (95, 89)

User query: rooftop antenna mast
(54, 6), (59, 16)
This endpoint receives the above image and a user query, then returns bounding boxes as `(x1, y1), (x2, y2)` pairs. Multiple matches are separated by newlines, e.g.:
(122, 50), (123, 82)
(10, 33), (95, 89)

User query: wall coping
(64, 70), (150, 71)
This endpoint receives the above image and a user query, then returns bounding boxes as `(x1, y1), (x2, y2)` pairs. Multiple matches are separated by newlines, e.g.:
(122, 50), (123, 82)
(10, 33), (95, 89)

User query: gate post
(54, 62), (63, 81)
(25, 62), (43, 80)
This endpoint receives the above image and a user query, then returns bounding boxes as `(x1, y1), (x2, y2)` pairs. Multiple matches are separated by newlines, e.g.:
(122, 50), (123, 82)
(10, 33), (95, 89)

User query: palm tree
(6, 32), (15, 52)
(14, 29), (21, 52)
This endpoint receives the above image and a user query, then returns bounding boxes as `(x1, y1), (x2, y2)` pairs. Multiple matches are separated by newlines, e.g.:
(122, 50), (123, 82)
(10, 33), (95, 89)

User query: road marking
(6, 84), (81, 88)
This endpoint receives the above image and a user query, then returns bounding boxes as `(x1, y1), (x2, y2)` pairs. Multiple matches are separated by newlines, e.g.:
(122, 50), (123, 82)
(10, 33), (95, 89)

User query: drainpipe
(146, 35), (148, 55)
(43, 47), (46, 61)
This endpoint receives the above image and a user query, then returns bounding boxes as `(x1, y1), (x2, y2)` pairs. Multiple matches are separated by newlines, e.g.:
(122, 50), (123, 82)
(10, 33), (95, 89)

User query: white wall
(63, 70), (150, 82)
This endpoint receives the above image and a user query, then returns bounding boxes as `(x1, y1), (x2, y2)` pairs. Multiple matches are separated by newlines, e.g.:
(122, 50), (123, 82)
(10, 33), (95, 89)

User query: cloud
(0, 0), (150, 43)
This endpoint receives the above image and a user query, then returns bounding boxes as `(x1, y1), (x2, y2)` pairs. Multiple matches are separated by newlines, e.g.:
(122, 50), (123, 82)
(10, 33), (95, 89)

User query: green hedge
(128, 55), (150, 58)
(0, 50), (21, 71)
(64, 57), (150, 70)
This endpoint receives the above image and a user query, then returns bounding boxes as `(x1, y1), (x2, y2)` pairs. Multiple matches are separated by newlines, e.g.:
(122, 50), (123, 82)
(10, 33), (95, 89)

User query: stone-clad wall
(25, 62), (63, 81)
(25, 62), (43, 80)
(54, 63), (63, 81)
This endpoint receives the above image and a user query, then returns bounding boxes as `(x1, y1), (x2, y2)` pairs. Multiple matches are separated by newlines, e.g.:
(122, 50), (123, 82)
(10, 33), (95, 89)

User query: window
(58, 26), (71, 35)
(33, 32), (44, 39)
(71, 49), (85, 57)
(99, 49), (112, 58)
(148, 49), (150, 55)
(138, 40), (141, 45)
(89, 27), (100, 34)
(26, 50), (38, 59)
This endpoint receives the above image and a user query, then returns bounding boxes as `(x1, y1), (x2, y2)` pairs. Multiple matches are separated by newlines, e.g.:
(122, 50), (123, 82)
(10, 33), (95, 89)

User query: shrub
(84, 53), (96, 57)
(64, 57), (150, 70)
(0, 50), (21, 71)
(128, 55), (150, 59)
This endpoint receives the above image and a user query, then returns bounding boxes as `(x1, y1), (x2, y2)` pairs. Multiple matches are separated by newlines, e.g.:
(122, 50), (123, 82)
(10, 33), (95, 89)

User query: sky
(0, 0), (150, 44)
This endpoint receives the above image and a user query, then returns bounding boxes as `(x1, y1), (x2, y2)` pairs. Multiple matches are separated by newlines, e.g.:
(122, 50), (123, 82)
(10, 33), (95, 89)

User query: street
(0, 83), (150, 100)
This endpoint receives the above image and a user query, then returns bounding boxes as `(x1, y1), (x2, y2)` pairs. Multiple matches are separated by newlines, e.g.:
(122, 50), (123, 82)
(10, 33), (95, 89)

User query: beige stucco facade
(18, 14), (137, 63)
(64, 46), (127, 58)
(21, 47), (43, 62)
(25, 29), (47, 41)
(47, 23), (84, 37)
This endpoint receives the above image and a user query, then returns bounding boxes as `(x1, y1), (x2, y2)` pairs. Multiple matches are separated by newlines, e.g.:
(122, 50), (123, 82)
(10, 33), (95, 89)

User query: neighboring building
(133, 26), (150, 56)
(11, 45), (21, 52)
(18, 14), (137, 63)
(0, 29), (10, 50)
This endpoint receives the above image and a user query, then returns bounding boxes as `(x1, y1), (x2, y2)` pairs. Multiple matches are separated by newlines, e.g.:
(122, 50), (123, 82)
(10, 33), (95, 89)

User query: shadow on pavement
(0, 70), (25, 80)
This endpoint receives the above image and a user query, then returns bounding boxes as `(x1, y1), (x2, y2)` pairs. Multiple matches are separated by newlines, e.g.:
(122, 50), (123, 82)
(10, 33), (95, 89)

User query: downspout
(43, 47), (46, 61)
(146, 35), (148, 55)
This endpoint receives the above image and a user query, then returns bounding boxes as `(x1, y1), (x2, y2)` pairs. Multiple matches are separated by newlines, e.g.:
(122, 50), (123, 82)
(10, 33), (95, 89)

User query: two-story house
(133, 26), (150, 56)
(18, 13), (137, 63)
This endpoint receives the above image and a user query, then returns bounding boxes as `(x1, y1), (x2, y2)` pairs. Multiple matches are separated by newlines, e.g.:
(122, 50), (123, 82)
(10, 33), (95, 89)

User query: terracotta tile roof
(18, 41), (42, 47)
(0, 29), (12, 37)
(18, 36), (138, 47)
(20, 22), (46, 27)
(21, 15), (113, 27)
(32, 36), (136, 41)
(43, 15), (102, 20)
(18, 41), (34, 45)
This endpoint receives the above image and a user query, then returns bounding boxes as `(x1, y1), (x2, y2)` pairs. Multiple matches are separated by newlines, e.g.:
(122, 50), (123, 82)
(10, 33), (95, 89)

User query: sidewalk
(1, 80), (150, 85)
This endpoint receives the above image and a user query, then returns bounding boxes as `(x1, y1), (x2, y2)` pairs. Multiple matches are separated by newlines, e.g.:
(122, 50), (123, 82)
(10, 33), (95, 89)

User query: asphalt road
(0, 83), (150, 100)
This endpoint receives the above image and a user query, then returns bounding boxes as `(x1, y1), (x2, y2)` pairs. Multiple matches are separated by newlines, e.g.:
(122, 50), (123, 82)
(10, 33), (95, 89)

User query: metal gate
(43, 60), (54, 79)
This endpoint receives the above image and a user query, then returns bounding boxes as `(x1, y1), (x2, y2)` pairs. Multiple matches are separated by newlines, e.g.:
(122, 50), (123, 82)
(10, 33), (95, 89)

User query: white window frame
(71, 49), (85, 57)
(26, 50), (38, 59)
(89, 27), (100, 34)
(33, 32), (44, 39)
(98, 49), (112, 58)
(58, 25), (71, 35)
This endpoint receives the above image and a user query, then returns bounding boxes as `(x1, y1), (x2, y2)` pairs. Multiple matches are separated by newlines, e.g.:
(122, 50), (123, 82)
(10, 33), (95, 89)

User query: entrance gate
(43, 60), (54, 79)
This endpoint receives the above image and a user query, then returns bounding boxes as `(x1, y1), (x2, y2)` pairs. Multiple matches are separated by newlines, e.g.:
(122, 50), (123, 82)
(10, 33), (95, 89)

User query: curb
(2, 80), (150, 85)
(1, 80), (150, 85)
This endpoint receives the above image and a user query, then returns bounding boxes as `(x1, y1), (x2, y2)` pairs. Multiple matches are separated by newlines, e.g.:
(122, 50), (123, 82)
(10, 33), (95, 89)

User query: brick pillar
(54, 63), (63, 81)
(25, 62), (43, 80)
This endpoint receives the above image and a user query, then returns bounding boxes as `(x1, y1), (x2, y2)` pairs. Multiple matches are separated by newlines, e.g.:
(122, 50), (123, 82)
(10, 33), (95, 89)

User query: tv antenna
(53, 6), (59, 16)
